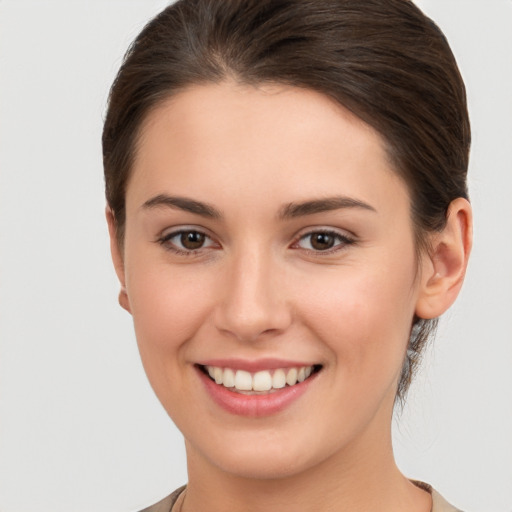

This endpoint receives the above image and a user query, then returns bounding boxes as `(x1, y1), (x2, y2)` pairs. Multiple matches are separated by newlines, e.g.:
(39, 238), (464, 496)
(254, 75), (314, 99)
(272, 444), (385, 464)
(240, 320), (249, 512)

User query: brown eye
(296, 230), (354, 252)
(310, 232), (336, 251)
(158, 229), (216, 253)
(180, 231), (206, 250)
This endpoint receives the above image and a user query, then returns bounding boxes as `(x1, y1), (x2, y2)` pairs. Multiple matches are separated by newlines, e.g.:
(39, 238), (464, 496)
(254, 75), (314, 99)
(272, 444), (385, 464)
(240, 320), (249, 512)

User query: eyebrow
(141, 194), (376, 220)
(141, 194), (222, 219)
(278, 196), (376, 219)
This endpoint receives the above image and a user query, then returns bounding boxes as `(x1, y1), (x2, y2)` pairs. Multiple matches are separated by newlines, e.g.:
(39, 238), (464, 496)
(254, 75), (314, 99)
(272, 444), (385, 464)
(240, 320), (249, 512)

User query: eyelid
(291, 227), (356, 253)
(158, 223), (216, 240)
(156, 225), (220, 254)
(155, 225), (355, 255)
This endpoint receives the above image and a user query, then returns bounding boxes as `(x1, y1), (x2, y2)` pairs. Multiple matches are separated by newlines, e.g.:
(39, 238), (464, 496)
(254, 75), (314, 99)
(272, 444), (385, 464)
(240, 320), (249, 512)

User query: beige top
(139, 483), (462, 512)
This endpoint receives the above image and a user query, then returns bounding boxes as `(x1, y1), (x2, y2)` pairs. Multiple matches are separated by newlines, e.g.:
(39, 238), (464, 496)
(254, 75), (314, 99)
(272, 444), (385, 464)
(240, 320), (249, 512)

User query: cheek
(124, 261), (220, 419)
(124, 248), (217, 369)
(296, 262), (417, 378)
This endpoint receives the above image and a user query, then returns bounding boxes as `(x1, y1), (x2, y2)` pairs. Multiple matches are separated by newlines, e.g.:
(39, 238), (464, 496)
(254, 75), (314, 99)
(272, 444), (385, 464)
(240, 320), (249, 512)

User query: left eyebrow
(278, 196), (377, 219)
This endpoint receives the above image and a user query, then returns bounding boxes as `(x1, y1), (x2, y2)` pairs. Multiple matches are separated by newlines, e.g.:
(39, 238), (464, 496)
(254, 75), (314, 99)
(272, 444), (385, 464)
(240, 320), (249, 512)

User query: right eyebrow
(141, 194), (222, 219)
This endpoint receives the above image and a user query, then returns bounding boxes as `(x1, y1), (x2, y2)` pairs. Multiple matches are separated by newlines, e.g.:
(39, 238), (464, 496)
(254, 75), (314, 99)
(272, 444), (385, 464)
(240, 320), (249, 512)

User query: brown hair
(102, 0), (470, 400)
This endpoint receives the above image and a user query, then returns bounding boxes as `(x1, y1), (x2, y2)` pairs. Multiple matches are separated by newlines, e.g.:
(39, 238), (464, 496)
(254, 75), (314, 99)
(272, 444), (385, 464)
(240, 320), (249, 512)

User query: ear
(106, 207), (131, 314)
(415, 198), (473, 319)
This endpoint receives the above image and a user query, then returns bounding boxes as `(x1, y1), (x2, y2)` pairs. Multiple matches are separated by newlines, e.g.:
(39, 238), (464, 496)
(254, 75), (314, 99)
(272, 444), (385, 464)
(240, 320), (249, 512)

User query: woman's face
(116, 82), (427, 479)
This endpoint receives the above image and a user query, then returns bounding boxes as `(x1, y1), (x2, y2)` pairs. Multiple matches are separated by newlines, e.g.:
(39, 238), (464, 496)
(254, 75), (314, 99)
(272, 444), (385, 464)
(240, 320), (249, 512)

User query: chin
(185, 425), (338, 482)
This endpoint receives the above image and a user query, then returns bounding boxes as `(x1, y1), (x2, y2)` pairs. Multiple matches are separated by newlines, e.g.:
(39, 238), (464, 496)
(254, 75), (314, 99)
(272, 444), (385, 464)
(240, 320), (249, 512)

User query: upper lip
(196, 358), (318, 373)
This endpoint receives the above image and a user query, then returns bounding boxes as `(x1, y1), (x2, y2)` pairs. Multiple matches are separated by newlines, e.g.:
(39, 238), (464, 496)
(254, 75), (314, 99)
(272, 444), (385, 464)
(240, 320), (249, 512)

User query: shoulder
(138, 485), (185, 512)
(138, 483), (463, 512)
(432, 488), (464, 512)
(413, 481), (463, 512)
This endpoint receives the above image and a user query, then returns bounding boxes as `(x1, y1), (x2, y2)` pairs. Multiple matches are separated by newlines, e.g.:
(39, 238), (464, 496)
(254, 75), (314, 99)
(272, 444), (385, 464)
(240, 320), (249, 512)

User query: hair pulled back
(102, 0), (470, 400)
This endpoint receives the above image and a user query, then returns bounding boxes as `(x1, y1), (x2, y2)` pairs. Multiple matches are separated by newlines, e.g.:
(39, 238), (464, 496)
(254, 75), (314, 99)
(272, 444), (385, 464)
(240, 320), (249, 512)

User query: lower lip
(196, 367), (318, 417)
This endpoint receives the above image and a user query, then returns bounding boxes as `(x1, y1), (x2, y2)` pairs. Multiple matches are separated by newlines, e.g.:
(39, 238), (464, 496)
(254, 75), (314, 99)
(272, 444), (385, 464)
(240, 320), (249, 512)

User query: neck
(182, 416), (431, 512)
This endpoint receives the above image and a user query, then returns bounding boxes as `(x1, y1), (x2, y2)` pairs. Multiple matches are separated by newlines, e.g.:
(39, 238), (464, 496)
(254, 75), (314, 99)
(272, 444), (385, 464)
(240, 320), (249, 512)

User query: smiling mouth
(198, 364), (323, 394)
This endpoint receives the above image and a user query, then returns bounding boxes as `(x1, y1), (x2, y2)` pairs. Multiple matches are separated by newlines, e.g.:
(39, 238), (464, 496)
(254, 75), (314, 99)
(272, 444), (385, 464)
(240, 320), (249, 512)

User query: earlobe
(118, 286), (131, 313)
(415, 198), (473, 319)
(106, 207), (132, 314)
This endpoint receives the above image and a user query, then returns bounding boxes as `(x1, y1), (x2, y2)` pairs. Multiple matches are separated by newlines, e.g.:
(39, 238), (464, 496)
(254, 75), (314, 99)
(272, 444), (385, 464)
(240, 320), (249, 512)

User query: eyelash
(156, 229), (217, 256)
(293, 229), (355, 254)
(156, 228), (355, 256)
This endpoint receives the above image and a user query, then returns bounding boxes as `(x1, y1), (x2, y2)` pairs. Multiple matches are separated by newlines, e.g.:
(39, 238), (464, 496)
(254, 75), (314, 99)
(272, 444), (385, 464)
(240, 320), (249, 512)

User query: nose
(213, 246), (292, 343)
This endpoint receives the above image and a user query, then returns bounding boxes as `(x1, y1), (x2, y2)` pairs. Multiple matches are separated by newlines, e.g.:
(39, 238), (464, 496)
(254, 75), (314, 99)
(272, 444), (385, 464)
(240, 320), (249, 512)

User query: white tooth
(234, 370), (253, 391)
(207, 366), (215, 379)
(223, 368), (235, 388)
(297, 367), (306, 382)
(286, 367), (298, 386)
(214, 367), (223, 385)
(253, 371), (272, 391)
(305, 366), (312, 378)
(272, 369), (286, 389)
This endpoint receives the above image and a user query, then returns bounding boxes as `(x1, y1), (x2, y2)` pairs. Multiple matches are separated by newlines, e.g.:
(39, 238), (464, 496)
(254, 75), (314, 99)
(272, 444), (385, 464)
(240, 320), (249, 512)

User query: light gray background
(0, 1), (511, 511)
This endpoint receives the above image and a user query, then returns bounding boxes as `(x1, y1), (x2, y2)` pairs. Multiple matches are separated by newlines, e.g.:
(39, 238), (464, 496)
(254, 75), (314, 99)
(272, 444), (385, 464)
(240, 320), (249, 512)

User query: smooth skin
(108, 81), (472, 512)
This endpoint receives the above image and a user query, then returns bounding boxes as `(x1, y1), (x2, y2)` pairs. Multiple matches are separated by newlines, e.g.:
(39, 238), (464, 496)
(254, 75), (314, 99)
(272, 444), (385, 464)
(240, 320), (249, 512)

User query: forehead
(129, 81), (409, 215)
(137, 81), (384, 163)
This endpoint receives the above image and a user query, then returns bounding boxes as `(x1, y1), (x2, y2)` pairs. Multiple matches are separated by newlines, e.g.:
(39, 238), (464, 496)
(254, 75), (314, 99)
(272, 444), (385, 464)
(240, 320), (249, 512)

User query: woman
(103, 1), (472, 511)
